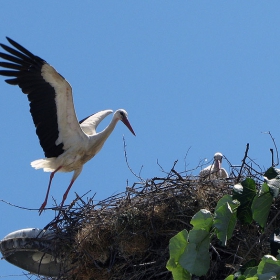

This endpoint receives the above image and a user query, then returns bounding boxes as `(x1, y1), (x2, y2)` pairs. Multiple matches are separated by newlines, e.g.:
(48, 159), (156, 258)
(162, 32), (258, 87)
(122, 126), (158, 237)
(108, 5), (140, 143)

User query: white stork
(0, 37), (136, 215)
(199, 152), (228, 180)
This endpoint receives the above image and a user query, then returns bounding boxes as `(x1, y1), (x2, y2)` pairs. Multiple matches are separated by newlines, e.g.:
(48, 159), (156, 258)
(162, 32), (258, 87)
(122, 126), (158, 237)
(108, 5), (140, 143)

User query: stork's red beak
(122, 117), (136, 136)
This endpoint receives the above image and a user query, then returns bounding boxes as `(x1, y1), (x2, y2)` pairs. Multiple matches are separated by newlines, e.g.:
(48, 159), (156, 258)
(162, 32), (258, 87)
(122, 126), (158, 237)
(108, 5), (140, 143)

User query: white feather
(41, 64), (88, 151)
(80, 110), (113, 136)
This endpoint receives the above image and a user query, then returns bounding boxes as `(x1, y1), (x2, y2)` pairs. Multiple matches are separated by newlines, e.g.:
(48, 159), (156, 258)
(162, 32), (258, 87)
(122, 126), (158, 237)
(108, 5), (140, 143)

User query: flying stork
(0, 37), (136, 215)
(199, 152), (228, 180)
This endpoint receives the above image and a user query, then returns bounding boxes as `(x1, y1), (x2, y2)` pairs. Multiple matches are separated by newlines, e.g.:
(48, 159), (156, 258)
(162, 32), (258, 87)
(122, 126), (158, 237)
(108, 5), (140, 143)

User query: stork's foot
(38, 201), (47, 215)
(58, 200), (66, 214)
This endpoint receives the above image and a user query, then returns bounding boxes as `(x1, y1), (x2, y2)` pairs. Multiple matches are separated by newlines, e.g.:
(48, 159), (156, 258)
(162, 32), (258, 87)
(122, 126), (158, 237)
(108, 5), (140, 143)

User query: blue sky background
(0, 1), (280, 278)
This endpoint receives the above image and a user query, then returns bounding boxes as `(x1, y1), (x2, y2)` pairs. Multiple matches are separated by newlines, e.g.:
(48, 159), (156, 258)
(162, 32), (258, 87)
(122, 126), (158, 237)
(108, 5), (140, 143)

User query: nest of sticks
(35, 144), (280, 280)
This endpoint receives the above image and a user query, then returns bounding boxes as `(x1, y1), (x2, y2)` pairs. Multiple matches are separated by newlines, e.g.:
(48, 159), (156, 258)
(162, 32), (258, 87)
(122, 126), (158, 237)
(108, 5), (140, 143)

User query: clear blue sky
(0, 1), (280, 278)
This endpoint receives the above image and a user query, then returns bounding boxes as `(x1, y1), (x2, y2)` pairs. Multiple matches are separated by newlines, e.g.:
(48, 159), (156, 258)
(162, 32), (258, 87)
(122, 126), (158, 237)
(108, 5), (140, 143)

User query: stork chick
(199, 152), (228, 180)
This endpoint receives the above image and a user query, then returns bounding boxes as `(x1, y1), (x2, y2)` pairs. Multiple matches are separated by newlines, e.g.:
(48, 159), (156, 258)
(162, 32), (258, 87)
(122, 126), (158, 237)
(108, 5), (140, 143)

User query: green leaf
(251, 183), (273, 228)
(167, 229), (188, 271)
(260, 182), (272, 195)
(238, 205), (253, 224)
(179, 229), (210, 276)
(264, 167), (280, 180)
(213, 199), (239, 246)
(167, 230), (191, 280)
(231, 273), (246, 280)
(233, 178), (256, 204)
(224, 275), (234, 280)
(215, 195), (235, 211)
(243, 259), (258, 277)
(264, 176), (280, 198)
(188, 228), (209, 243)
(244, 266), (258, 277)
(264, 167), (280, 197)
(233, 178), (257, 224)
(170, 265), (191, 280)
(241, 259), (258, 271)
(190, 209), (213, 231)
(258, 272), (277, 280)
(257, 255), (280, 275)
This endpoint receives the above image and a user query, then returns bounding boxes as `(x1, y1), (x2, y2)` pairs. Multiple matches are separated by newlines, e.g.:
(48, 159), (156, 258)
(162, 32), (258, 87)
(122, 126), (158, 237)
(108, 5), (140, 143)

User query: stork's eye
(120, 111), (124, 116)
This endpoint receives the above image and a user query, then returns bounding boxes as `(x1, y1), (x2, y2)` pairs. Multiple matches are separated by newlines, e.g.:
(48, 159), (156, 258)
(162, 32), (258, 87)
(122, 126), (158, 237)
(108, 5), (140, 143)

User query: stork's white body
(0, 38), (135, 214)
(199, 152), (228, 180)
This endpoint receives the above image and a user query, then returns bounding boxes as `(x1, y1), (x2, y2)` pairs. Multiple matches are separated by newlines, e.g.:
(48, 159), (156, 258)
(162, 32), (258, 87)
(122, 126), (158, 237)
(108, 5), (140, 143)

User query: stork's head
(115, 109), (136, 136)
(214, 152), (223, 170)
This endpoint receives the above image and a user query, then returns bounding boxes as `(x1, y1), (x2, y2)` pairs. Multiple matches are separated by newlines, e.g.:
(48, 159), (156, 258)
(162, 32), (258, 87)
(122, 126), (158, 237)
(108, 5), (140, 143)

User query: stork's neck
(91, 116), (119, 145)
(102, 116), (119, 138)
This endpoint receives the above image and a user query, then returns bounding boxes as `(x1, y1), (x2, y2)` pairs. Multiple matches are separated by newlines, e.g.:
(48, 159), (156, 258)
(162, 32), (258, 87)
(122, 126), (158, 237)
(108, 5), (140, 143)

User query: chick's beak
(214, 159), (221, 170)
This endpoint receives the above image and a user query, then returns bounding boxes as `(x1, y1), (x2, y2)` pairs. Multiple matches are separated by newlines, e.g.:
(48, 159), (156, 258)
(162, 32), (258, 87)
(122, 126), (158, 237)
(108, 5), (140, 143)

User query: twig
(0, 199), (39, 211)
(171, 168), (184, 180)
(262, 131), (279, 166)
(246, 156), (264, 174)
(123, 135), (144, 182)
(210, 243), (221, 261)
(237, 143), (250, 182)
(168, 160), (178, 178)
(184, 146), (192, 172)
(271, 148), (274, 167)
(156, 159), (166, 174)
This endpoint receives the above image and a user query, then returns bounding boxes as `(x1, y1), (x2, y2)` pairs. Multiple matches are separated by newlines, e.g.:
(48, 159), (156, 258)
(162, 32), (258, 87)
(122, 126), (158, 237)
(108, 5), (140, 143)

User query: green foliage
(233, 178), (256, 224)
(257, 255), (280, 275)
(167, 167), (280, 279)
(166, 210), (213, 278)
(224, 276), (235, 280)
(264, 167), (280, 180)
(251, 183), (273, 228)
(240, 259), (258, 275)
(166, 229), (191, 280)
(213, 196), (239, 246)
(179, 229), (210, 276)
(190, 209), (213, 231)
(226, 255), (280, 279)
(264, 167), (280, 197)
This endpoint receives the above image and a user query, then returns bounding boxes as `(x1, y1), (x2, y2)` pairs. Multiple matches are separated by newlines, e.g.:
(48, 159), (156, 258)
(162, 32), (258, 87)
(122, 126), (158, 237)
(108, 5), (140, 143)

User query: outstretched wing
(79, 110), (113, 136)
(0, 37), (88, 158)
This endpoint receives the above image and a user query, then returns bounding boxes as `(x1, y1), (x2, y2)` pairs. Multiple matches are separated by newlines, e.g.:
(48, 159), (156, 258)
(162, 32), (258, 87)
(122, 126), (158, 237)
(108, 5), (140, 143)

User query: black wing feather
(0, 37), (64, 158)
(0, 62), (23, 70)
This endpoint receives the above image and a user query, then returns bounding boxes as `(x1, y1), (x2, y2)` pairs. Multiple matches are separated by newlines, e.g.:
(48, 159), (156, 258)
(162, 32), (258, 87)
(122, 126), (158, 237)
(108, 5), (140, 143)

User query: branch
(184, 146), (192, 172)
(0, 199), (38, 211)
(156, 159), (166, 174)
(262, 131), (279, 166)
(123, 135), (144, 182)
(237, 143), (250, 181)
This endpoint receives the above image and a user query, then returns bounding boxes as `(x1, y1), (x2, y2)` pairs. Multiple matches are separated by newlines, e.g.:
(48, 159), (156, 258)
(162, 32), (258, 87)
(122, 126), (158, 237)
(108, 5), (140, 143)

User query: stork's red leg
(59, 167), (83, 210)
(39, 166), (62, 215)
(60, 179), (75, 209)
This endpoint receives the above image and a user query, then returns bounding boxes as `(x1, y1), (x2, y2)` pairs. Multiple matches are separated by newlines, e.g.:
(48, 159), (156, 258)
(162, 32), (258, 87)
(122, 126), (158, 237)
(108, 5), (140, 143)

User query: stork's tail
(31, 158), (57, 172)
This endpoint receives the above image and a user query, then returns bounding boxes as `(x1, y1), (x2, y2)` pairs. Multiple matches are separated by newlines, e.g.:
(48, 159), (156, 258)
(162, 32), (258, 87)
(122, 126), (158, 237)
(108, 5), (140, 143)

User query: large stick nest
(36, 146), (280, 280)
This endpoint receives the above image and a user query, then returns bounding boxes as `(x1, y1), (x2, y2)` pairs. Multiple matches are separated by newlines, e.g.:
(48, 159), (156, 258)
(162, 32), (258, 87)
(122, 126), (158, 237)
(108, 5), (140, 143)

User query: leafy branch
(167, 165), (280, 279)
